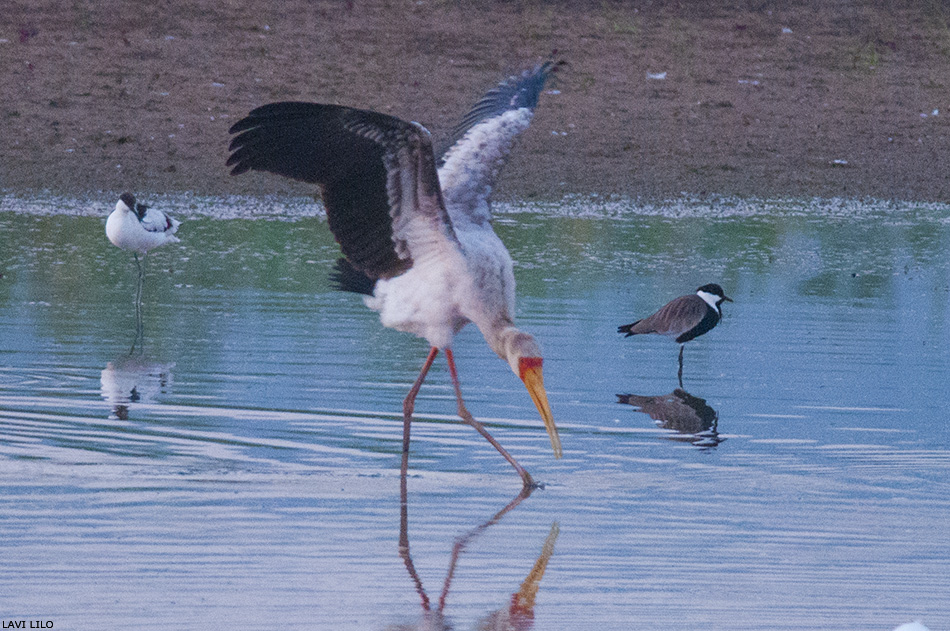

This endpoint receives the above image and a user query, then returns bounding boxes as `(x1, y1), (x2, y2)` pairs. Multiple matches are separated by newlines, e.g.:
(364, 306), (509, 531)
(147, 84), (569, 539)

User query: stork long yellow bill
(519, 357), (562, 459)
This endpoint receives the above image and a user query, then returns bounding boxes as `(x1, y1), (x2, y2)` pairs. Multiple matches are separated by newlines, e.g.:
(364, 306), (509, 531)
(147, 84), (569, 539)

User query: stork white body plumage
(367, 216), (513, 350)
(227, 62), (562, 487)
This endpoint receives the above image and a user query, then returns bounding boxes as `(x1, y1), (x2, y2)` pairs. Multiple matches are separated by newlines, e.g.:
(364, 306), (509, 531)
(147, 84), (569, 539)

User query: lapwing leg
(444, 347), (535, 489)
(401, 347), (439, 478)
(678, 345), (685, 388)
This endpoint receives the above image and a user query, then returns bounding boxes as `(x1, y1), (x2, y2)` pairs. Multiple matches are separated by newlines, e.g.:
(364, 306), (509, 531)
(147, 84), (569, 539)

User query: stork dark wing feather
(227, 102), (453, 279)
(227, 102), (384, 183)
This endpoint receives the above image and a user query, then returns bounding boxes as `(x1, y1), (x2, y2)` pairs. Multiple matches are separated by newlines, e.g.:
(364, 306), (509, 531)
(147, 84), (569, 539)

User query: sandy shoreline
(2, 0), (950, 203)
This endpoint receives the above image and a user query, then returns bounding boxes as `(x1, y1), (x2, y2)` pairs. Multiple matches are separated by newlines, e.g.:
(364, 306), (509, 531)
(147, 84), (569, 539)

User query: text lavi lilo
(3, 622), (54, 629)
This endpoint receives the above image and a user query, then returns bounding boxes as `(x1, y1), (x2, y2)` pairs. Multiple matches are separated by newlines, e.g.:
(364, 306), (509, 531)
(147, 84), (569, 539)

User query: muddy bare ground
(2, 0), (950, 203)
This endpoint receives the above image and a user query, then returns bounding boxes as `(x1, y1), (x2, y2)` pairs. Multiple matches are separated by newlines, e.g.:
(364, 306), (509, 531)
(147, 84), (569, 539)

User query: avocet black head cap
(696, 283), (733, 303)
(119, 192), (136, 209)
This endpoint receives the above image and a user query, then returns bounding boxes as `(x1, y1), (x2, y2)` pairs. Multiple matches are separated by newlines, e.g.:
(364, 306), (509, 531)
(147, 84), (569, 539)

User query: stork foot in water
(400, 348), (535, 488)
(445, 348), (535, 488)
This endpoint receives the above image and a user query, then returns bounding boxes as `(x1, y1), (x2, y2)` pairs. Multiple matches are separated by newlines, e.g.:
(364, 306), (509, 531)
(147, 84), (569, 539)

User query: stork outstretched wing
(228, 103), (458, 280)
(438, 62), (561, 225)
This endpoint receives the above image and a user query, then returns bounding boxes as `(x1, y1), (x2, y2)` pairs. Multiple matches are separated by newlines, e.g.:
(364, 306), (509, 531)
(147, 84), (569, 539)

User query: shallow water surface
(1, 194), (948, 630)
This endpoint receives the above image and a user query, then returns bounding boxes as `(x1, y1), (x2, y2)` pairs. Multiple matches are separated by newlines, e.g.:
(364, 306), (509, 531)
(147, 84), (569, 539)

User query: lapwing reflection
(390, 470), (559, 630)
(100, 355), (174, 420)
(617, 388), (724, 448)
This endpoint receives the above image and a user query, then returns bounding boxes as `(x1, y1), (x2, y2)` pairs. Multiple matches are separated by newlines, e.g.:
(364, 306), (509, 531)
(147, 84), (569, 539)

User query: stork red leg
(401, 347), (439, 477)
(444, 348), (534, 488)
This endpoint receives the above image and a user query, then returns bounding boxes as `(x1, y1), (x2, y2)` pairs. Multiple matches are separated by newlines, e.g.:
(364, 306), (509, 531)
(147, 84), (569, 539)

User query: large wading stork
(227, 62), (564, 488)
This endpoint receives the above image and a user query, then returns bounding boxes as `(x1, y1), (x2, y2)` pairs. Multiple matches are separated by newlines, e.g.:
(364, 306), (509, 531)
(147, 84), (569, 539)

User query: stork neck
(483, 323), (543, 377)
(483, 321), (518, 361)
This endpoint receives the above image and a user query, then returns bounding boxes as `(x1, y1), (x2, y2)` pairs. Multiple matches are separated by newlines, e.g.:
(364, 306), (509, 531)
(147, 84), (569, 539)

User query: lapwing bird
(618, 283), (732, 385)
(227, 62), (563, 488)
(105, 192), (180, 348)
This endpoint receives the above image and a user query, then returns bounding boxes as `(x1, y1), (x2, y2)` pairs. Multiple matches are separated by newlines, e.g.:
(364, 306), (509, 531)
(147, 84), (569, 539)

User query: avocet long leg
(129, 318), (144, 355)
(133, 253), (145, 309)
(130, 253), (147, 354)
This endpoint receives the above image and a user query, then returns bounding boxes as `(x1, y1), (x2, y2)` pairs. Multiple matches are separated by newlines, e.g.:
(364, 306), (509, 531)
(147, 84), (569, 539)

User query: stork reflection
(617, 388), (724, 448)
(390, 469), (559, 630)
(100, 355), (174, 420)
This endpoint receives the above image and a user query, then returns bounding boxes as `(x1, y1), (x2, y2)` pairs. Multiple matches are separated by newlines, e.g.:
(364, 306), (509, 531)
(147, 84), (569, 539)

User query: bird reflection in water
(390, 470), (559, 630)
(617, 389), (724, 448)
(100, 355), (174, 420)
